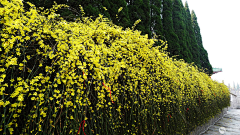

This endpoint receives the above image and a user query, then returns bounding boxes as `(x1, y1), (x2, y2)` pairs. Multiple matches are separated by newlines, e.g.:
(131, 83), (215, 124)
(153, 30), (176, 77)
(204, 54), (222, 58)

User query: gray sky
(181, 0), (240, 87)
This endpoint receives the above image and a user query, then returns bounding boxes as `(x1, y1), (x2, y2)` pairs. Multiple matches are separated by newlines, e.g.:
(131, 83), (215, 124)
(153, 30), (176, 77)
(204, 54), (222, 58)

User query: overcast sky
(181, 0), (240, 87)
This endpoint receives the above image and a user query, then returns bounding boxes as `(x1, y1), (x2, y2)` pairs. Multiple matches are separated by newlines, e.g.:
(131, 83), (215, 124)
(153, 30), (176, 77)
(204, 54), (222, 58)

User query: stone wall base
(188, 108), (228, 135)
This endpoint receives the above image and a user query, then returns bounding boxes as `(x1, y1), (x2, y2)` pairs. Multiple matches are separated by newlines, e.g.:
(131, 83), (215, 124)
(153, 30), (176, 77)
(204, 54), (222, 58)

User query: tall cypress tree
(65, 0), (101, 19)
(23, 0), (102, 21)
(172, 0), (191, 62)
(162, 0), (180, 57)
(128, 0), (151, 36)
(24, 0), (55, 9)
(101, 0), (111, 19)
(150, 0), (164, 45)
(191, 10), (213, 74)
(142, 0), (151, 36)
(184, 2), (201, 67)
(102, 0), (131, 28)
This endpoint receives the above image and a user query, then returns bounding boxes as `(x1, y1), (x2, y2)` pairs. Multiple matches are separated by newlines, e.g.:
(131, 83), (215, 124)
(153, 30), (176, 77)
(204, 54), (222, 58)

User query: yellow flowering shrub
(0, 0), (230, 134)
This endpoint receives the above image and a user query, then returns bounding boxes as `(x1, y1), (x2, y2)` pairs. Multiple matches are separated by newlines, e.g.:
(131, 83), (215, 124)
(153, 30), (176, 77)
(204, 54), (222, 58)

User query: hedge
(0, 0), (230, 134)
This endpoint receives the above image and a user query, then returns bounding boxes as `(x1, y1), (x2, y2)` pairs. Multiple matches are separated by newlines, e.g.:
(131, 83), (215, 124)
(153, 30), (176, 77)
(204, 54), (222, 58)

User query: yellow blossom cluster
(0, 0), (230, 134)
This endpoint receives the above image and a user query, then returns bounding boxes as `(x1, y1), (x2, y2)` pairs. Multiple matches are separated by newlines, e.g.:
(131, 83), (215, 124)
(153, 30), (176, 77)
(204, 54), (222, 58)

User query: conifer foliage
(162, 0), (181, 57)
(191, 10), (213, 74)
(150, 0), (164, 45)
(184, 2), (201, 68)
(150, 0), (163, 36)
(172, 0), (191, 62)
(128, 0), (151, 36)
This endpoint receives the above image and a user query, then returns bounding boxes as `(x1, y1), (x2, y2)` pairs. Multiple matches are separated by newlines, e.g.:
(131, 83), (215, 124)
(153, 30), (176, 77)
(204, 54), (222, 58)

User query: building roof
(213, 68), (222, 74)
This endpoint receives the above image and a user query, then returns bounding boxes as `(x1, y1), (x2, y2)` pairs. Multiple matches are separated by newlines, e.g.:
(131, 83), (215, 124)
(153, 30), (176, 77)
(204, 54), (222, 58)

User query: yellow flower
(17, 109), (21, 113)
(19, 63), (24, 67)
(103, 7), (107, 11)
(118, 7), (123, 13)
(13, 114), (18, 118)
(25, 36), (30, 40)
(10, 79), (14, 82)
(4, 101), (10, 107)
(9, 128), (14, 133)
(0, 78), (4, 83)
(8, 57), (18, 65)
(26, 55), (31, 60)
(18, 94), (24, 101)
(0, 68), (5, 72)
(16, 52), (21, 56)
(0, 100), (4, 107)
(40, 111), (46, 117)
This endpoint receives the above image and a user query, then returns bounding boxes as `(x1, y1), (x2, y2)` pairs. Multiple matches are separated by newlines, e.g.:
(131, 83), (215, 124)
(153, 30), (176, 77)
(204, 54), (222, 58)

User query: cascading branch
(0, 0), (230, 134)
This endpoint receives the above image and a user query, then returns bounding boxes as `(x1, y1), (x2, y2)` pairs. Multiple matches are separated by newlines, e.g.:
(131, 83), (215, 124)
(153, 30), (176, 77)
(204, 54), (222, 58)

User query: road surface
(201, 109), (240, 135)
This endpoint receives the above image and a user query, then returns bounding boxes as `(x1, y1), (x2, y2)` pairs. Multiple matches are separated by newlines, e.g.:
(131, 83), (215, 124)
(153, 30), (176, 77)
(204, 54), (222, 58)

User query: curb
(188, 108), (228, 135)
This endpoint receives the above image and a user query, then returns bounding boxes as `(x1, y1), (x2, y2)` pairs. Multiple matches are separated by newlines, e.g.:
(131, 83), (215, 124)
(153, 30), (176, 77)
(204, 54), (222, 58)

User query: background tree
(184, 2), (201, 68)
(102, 0), (131, 28)
(172, 0), (191, 62)
(162, 0), (181, 57)
(24, 0), (56, 8)
(150, 0), (164, 46)
(128, 0), (151, 36)
(23, 0), (101, 21)
(64, 0), (101, 20)
(191, 10), (213, 74)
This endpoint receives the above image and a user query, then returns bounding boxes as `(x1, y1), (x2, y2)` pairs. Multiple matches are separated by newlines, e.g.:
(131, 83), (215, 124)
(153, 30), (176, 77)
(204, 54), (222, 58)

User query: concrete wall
(188, 108), (228, 135)
(229, 89), (240, 109)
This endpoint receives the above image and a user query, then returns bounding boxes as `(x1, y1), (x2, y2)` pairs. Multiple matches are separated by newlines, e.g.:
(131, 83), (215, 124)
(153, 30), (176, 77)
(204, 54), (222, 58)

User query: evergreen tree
(101, 0), (111, 19)
(66, 0), (101, 19)
(24, 0), (56, 9)
(102, 0), (131, 28)
(142, 0), (151, 36)
(162, 0), (181, 57)
(191, 10), (213, 74)
(172, 0), (191, 62)
(23, 0), (101, 21)
(184, 2), (201, 67)
(128, 0), (151, 36)
(150, 0), (164, 46)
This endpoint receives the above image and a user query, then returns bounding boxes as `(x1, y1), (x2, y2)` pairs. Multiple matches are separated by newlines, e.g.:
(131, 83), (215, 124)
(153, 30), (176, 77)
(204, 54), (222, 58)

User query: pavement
(201, 109), (240, 135)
